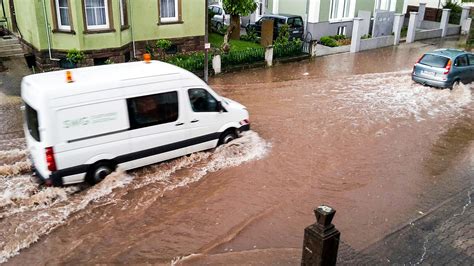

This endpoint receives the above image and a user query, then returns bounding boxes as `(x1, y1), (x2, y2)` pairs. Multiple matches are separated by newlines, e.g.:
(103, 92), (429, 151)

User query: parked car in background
(412, 49), (474, 89)
(246, 14), (304, 40)
(209, 4), (230, 32)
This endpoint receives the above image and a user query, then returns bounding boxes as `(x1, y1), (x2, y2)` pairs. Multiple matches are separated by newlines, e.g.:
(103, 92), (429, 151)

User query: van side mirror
(217, 101), (224, 113)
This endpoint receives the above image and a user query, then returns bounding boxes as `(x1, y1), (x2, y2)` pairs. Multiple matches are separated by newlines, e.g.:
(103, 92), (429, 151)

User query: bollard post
(310, 40), (318, 57)
(301, 205), (340, 266)
(406, 12), (418, 43)
(416, 3), (426, 28)
(440, 8), (451, 38)
(393, 14), (405, 45)
(265, 45), (273, 67)
(460, 7), (470, 26)
(350, 18), (362, 53)
(212, 54), (221, 75)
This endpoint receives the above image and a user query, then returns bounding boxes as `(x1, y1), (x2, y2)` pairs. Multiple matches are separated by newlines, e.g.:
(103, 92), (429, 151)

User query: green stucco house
(266, 0), (405, 39)
(0, 0), (205, 70)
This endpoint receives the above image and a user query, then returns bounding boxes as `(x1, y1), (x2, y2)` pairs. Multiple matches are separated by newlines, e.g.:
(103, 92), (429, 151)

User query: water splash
(0, 130), (269, 263)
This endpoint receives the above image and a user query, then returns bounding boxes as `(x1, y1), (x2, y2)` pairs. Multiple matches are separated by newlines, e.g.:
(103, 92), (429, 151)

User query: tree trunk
(230, 14), (240, 40)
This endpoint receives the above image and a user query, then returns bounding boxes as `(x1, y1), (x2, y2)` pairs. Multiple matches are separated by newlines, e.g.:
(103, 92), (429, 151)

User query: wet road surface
(0, 38), (473, 264)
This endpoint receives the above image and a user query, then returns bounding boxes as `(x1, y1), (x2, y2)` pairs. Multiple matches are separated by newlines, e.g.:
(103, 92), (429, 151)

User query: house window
(329, 0), (354, 20)
(375, 0), (396, 11)
(160, 0), (179, 23)
(337, 26), (346, 35)
(119, 0), (128, 27)
(55, 0), (71, 30)
(84, 0), (109, 29)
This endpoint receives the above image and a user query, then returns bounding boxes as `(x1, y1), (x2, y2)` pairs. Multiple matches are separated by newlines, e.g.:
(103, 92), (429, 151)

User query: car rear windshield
(25, 103), (40, 142)
(419, 54), (449, 68)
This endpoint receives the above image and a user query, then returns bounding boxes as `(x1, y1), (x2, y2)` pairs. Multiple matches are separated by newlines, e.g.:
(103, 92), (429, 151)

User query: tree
(222, 0), (257, 52)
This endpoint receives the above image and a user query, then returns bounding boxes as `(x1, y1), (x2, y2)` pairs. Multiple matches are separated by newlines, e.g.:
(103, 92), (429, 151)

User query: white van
(21, 60), (250, 186)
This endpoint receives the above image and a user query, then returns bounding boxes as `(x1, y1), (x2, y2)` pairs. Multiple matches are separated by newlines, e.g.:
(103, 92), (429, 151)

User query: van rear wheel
(86, 162), (115, 185)
(219, 130), (237, 146)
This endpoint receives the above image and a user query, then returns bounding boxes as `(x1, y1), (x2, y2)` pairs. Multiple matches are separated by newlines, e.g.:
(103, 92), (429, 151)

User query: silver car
(412, 49), (474, 89)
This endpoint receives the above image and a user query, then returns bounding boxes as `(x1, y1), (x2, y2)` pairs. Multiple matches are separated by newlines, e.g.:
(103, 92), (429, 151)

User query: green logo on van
(63, 112), (118, 128)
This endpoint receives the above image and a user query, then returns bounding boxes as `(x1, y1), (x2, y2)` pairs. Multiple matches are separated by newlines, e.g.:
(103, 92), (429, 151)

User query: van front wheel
(218, 130), (237, 146)
(86, 162), (115, 185)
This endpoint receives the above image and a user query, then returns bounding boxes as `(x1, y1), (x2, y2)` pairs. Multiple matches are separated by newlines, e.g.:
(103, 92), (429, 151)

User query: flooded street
(0, 39), (473, 264)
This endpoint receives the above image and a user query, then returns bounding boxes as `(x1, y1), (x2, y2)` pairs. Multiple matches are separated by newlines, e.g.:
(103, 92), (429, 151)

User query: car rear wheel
(86, 161), (116, 185)
(450, 79), (460, 90)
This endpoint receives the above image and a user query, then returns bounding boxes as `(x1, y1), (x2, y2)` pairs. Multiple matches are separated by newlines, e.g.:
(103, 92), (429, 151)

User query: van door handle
(191, 119), (199, 123)
(175, 122), (185, 126)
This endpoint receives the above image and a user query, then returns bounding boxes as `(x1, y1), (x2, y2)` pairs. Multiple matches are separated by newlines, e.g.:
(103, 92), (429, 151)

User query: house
(0, 0), (205, 70)
(403, 0), (473, 13)
(265, 0), (405, 39)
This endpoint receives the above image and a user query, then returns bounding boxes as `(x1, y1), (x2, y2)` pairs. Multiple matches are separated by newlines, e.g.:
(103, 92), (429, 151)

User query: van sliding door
(126, 90), (188, 169)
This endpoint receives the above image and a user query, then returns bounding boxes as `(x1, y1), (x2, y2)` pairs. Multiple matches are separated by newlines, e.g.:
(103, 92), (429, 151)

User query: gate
(302, 32), (312, 54)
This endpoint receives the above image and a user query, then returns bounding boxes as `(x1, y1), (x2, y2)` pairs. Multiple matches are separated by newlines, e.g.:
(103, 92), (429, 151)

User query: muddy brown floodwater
(0, 39), (473, 264)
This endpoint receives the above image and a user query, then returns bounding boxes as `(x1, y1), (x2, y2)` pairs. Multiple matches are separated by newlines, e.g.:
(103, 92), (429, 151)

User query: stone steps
(0, 36), (24, 58)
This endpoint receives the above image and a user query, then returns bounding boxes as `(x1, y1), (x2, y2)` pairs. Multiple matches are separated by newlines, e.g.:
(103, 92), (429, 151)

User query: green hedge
(221, 48), (266, 67)
(319, 36), (338, 47)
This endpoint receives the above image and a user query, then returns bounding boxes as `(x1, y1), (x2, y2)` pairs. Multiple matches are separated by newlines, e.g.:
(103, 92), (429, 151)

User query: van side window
(127, 91), (178, 129)
(25, 103), (40, 142)
(188, 89), (218, 112)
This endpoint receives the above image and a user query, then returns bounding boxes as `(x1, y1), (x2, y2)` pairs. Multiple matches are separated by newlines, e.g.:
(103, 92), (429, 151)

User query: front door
(186, 88), (224, 152)
(255, 0), (265, 21)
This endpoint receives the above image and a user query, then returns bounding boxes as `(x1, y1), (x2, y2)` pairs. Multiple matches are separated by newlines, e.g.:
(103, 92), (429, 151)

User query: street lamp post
(204, 0), (209, 83)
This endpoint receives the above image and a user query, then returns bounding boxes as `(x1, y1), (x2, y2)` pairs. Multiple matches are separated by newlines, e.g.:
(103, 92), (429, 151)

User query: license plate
(421, 70), (435, 76)
(293, 30), (300, 34)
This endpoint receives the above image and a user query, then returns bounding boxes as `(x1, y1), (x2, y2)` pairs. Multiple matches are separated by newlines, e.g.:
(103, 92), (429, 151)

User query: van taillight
(45, 147), (57, 172)
(444, 59), (452, 74)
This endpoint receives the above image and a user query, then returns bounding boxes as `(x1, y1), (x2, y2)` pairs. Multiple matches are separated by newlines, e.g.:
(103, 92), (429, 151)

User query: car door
(468, 53), (474, 83)
(453, 55), (470, 84)
(186, 88), (224, 153)
(127, 89), (188, 169)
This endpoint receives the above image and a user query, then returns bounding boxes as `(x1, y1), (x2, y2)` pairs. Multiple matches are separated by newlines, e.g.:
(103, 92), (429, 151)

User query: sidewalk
(339, 187), (474, 265)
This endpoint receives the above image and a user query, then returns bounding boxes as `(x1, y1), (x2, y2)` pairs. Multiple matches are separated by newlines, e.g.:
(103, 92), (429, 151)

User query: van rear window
(419, 54), (449, 68)
(25, 103), (40, 142)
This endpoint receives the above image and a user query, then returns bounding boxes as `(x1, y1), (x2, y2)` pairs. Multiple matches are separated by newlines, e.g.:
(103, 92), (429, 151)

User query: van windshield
(25, 103), (40, 142)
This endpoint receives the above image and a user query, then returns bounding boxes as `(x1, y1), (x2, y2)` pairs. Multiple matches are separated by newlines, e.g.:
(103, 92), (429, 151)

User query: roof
(22, 61), (200, 99)
(429, 49), (468, 59)
(264, 14), (302, 19)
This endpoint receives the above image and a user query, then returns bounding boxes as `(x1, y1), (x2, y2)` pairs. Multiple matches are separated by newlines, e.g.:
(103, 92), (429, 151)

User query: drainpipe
(41, 0), (60, 61)
(129, 0), (136, 59)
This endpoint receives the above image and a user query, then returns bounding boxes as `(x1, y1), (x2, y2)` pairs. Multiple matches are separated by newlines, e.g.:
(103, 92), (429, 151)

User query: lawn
(209, 33), (262, 51)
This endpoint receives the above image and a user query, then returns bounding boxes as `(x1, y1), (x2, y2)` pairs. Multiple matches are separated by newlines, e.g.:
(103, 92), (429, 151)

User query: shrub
(274, 24), (291, 48)
(166, 52), (210, 73)
(240, 27), (259, 43)
(333, 34), (346, 40)
(156, 39), (173, 51)
(319, 36), (339, 47)
(443, 0), (462, 24)
(66, 49), (85, 64)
